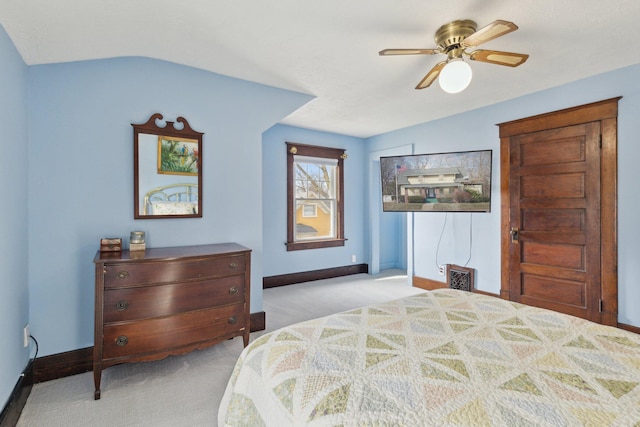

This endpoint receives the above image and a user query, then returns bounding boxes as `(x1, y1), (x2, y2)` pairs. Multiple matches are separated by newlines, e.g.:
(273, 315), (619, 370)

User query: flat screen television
(380, 149), (492, 212)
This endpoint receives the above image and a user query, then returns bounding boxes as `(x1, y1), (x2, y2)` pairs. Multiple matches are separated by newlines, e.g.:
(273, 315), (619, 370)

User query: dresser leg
(243, 330), (249, 347)
(93, 366), (102, 400)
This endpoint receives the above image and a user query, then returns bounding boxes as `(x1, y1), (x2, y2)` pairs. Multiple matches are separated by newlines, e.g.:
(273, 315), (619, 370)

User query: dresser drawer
(103, 275), (245, 323)
(102, 303), (245, 360)
(103, 254), (246, 288)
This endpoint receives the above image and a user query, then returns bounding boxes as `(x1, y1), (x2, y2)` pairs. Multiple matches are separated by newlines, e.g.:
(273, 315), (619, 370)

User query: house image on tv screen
(380, 150), (492, 213)
(397, 167), (483, 203)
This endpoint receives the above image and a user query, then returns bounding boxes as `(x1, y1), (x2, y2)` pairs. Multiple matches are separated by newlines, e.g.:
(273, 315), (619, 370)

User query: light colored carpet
(17, 270), (422, 427)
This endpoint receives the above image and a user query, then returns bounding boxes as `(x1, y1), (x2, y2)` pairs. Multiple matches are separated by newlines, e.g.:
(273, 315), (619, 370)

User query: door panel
(508, 122), (601, 321)
(520, 132), (586, 166)
(521, 173), (585, 198)
(521, 241), (584, 269)
(522, 209), (584, 232)
(521, 274), (585, 306)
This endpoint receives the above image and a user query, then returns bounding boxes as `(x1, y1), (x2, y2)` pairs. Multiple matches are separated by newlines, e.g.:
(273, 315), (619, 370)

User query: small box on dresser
(99, 238), (122, 252)
(93, 243), (251, 400)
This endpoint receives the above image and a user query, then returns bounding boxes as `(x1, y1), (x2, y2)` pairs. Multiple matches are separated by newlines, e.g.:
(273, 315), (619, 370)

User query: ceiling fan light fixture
(439, 59), (472, 93)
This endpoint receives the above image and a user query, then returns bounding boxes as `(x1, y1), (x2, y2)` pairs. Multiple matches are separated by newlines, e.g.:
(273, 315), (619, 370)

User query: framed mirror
(133, 113), (203, 219)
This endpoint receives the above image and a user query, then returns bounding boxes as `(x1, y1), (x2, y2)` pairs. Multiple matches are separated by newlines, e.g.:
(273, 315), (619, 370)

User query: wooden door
(508, 123), (601, 321)
(499, 97), (620, 327)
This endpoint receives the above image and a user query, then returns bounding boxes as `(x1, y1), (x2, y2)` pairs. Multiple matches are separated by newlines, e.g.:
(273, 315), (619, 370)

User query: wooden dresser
(93, 243), (251, 399)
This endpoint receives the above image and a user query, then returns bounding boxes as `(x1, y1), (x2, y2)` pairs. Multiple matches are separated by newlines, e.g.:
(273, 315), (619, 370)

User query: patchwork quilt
(218, 289), (640, 426)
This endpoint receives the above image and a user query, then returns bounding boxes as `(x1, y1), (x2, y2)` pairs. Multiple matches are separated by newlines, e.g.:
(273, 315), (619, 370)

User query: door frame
(498, 97), (620, 326)
(368, 145), (413, 276)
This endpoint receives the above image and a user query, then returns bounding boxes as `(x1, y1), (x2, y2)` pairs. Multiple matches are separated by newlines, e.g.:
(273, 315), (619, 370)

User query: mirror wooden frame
(133, 113), (203, 219)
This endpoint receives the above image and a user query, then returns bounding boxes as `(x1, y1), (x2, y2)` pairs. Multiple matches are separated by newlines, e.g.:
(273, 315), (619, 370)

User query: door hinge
(599, 299), (603, 313)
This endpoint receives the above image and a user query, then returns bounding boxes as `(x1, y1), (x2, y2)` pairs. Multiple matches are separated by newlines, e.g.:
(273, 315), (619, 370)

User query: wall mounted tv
(380, 149), (492, 213)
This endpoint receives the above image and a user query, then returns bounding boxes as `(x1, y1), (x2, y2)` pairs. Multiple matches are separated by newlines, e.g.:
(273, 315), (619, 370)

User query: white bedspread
(219, 289), (640, 426)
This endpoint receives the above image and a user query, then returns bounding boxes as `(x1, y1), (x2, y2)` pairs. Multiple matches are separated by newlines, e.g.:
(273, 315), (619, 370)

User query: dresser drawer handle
(117, 271), (130, 279)
(116, 300), (129, 311)
(115, 335), (129, 346)
(228, 287), (239, 295)
(229, 262), (240, 269)
(228, 316), (238, 324)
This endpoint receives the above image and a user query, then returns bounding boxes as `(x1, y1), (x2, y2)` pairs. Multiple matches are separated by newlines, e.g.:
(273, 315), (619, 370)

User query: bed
(143, 183), (198, 215)
(218, 289), (640, 426)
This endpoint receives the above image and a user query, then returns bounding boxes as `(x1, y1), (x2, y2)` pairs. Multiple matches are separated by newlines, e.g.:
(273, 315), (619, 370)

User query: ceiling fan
(379, 19), (529, 92)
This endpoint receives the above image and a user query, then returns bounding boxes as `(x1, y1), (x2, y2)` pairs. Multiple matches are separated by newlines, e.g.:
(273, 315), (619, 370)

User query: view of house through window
(301, 204), (318, 218)
(295, 156), (337, 241)
(286, 143), (345, 251)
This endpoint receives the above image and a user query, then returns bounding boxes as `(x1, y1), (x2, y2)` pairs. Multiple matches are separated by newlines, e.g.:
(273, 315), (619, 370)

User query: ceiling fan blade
(469, 49), (529, 67)
(462, 20), (518, 47)
(379, 48), (439, 56)
(415, 61), (446, 89)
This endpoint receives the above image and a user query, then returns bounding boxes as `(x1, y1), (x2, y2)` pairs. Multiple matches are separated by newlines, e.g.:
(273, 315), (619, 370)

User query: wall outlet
(23, 325), (29, 348)
(351, 254), (356, 263)
(438, 265), (445, 276)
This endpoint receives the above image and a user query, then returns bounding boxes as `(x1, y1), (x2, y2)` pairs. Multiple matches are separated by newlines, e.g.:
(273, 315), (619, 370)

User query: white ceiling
(1, 0), (639, 138)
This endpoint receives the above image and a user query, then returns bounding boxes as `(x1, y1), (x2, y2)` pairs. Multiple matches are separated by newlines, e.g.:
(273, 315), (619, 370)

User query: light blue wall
(366, 64), (640, 327)
(262, 124), (366, 277)
(379, 202), (405, 270)
(0, 24), (29, 409)
(26, 57), (312, 357)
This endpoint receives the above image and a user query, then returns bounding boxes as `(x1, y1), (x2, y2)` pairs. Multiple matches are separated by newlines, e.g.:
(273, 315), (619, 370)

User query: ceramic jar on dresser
(93, 243), (251, 399)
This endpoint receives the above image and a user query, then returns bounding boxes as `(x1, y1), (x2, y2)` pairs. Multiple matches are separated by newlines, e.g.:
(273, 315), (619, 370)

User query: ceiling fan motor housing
(435, 20), (477, 53)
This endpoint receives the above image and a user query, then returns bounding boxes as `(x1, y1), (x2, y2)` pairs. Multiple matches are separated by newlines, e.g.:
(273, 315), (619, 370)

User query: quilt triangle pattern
(220, 289), (640, 426)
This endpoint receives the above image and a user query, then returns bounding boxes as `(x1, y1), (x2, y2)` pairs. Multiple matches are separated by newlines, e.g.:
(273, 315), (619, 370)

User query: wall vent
(447, 264), (475, 292)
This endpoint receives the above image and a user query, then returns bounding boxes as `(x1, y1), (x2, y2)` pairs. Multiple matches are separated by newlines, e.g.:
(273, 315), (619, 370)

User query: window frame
(286, 142), (346, 251)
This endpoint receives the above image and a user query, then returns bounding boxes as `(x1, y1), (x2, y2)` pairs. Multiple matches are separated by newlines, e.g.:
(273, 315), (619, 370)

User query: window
(302, 204), (317, 217)
(286, 142), (346, 251)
